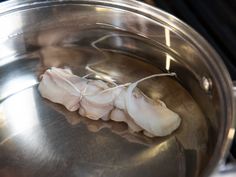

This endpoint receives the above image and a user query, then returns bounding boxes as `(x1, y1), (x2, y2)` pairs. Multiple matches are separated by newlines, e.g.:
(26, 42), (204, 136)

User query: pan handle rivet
(202, 76), (212, 93)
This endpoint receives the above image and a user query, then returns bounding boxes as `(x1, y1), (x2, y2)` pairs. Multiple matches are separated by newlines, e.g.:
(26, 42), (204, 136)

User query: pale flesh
(38, 67), (181, 137)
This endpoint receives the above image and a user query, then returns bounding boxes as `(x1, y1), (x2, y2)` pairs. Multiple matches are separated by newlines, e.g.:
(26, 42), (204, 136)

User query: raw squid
(110, 108), (142, 133)
(38, 67), (181, 137)
(38, 67), (84, 111)
(79, 80), (113, 120)
(125, 74), (181, 137)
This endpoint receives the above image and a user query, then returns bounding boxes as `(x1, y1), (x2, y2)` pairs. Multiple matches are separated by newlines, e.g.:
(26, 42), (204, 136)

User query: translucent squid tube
(125, 73), (181, 137)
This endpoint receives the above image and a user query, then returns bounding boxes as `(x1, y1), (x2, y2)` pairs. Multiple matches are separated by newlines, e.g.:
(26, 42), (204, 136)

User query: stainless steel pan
(0, 1), (235, 177)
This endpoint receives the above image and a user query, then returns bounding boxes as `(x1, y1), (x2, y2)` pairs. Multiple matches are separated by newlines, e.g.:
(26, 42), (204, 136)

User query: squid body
(38, 67), (181, 137)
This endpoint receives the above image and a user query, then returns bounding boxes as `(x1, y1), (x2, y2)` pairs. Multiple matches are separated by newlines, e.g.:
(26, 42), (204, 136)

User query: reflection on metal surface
(3, 88), (39, 135)
(164, 28), (176, 71)
(165, 28), (171, 71)
(86, 65), (116, 83)
(1, 88), (58, 162)
(0, 55), (17, 67)
(0, 45), (15, 61)
(133, 141), (168, 162)
(47, 98), (161, 147)
(0, 75), (37, 101)
(0, 13), (22, 40)
(165, 54), (171, 71)
(201, 76), (212, 93)
(95, 7), (108, 12)
(228, 128), (235, 140)
(165, 28), (170, 47)
(0, 105), (5, 127)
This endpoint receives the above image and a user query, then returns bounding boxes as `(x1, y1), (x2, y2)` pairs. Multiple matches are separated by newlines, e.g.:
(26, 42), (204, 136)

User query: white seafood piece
(113, 87), (126, 110)
(39, 68), (180, 137)
(125, 74), (181, 137)
(38, 67), (83, 111)
(110, 108), (142, 133)
(79, 80), (114, 120)
(113, 87), (164, 110)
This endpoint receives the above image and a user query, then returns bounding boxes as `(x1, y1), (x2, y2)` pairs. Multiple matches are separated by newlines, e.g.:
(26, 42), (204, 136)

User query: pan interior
(0, 26), (210, 177)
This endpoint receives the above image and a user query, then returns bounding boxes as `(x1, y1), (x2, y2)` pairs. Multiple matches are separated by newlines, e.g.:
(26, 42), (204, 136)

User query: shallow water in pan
(0, 29), (208, 177)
